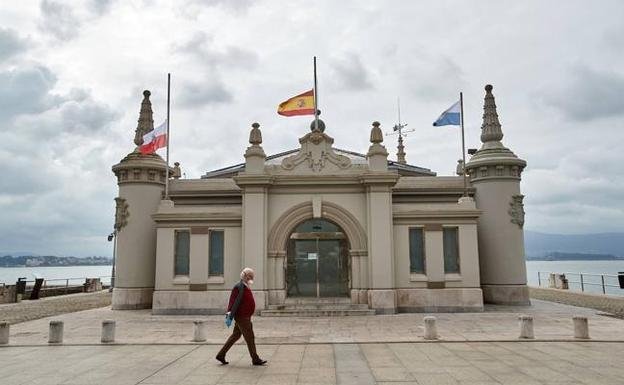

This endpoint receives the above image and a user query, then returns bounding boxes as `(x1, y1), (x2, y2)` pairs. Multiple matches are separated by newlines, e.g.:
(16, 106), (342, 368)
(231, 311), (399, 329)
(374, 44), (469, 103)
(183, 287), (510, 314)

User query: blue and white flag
(432, 101), (461, 126)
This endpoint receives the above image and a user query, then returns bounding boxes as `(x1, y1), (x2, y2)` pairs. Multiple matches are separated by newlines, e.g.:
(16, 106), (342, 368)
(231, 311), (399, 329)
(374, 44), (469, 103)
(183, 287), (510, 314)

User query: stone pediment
(275, 130), (357, 175)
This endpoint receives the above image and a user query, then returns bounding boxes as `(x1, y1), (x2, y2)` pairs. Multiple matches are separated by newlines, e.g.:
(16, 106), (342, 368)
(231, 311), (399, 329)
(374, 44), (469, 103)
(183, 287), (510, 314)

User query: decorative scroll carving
(509, 194), (525, 228)
(114, 197), (130, 231)
(281, 130), (351, 173)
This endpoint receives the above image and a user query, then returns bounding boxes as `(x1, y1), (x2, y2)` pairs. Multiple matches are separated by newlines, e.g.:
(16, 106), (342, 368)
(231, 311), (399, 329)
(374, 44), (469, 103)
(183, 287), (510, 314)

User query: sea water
(0, 265), (112, 286)
(526, 260), (624, 296)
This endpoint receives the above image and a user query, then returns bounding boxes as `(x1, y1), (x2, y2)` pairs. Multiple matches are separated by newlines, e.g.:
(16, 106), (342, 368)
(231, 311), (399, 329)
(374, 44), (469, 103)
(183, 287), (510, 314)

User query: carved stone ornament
(281, 131), (351, 172)
(249, 122), (262, 145)
(114, 197), (130, 231)
(133, 90), (154, 147)
(508, 194), (525, 228)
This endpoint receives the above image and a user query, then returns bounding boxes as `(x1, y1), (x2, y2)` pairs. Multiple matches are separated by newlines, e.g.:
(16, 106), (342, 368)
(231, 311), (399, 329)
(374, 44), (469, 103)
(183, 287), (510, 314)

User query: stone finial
(249, 122), (262, 145)
(172, 162), (182, 179)
(480, 84), (504, 144)
(133, 90), (155, 147)
(397, 135), (406, 164)
(370, 121), (383, 144)
(456, 159), (464, 176)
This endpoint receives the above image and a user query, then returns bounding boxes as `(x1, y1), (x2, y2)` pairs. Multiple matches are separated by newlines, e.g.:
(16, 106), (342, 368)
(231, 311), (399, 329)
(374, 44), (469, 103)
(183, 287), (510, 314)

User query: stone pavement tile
(411, 372), (460, 385)
(360, 343), (403, 367)
(487, 372), (542, 385)
(444, 366), (496, 382)
(271, 344), (306, 362)
(256, 373), (298, 385)
(370, 367), (414, 382)
(336, 371), (375, 385)
(376, 382), (419, 385)
(333, 344), (370, 372)
(516, 365), (577, 383)
(296, 367), (336, 383)
(262, 361), (301, 374)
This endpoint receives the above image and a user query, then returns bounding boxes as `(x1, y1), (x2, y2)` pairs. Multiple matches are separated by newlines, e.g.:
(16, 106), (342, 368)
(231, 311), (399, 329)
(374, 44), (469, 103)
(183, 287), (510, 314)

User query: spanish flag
(277, 89), (315, 116)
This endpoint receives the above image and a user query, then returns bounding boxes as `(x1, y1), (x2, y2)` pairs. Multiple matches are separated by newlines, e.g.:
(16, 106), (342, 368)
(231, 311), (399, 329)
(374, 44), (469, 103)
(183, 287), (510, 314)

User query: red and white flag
(139, 120), (167, 155)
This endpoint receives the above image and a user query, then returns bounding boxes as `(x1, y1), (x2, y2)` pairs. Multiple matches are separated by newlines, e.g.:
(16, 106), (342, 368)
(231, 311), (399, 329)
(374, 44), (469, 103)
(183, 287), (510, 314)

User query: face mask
(247, 279), (254, 285)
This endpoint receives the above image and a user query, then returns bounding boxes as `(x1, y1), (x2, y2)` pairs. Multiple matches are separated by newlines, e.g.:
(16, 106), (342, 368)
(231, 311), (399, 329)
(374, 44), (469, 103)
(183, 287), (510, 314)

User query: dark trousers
(217, 317), (260, 362)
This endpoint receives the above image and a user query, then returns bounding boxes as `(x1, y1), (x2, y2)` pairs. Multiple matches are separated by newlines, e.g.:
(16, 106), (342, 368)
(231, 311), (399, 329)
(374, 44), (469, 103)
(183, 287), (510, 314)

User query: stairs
(260, 297), (376, 317)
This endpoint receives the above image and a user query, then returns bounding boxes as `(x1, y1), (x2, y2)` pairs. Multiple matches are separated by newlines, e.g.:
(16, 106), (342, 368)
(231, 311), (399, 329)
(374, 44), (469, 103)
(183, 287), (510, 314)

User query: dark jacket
(227, 280), (255, 318)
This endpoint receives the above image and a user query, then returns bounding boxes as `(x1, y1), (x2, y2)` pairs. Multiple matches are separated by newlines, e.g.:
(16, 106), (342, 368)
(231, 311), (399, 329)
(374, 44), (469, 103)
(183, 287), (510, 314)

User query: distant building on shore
(111, 85), (529, 314)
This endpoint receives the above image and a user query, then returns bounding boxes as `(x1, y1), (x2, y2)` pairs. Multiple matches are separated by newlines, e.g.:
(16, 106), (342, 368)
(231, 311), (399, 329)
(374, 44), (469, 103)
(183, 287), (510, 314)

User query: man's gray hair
(240, 267), (254, 280)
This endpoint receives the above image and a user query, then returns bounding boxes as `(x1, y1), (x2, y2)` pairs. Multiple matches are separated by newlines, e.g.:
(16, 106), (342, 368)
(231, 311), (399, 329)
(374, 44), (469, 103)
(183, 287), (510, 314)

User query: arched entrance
(286, 218), (350, 297)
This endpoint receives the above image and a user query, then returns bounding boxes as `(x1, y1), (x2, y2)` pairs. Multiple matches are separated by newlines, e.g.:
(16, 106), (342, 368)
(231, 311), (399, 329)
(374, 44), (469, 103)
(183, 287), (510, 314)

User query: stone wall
(530, 287), (624, 317)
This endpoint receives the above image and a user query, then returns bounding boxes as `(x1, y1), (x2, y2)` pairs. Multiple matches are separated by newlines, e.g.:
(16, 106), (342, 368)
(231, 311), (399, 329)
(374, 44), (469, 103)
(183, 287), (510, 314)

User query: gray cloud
(0, 28), (30, 63)
(186, 0), (253, 13)
(542, 65), (624, 122)
(330, 53), (374, 91)
(0, 66), (63, 121)
(88, 0), (115, 15)
(176, 80), (232, 107)
(38, 0), (80, 40)
(176, 31), (257, 69)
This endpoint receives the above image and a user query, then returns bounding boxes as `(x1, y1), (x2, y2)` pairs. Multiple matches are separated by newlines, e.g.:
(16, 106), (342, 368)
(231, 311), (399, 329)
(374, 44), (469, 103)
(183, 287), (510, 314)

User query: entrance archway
(286, 218), (350, 297)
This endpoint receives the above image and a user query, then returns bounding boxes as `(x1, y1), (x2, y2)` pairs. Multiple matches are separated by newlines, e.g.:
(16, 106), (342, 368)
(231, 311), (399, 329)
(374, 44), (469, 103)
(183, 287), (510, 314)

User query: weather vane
(386, 97), (415, 163)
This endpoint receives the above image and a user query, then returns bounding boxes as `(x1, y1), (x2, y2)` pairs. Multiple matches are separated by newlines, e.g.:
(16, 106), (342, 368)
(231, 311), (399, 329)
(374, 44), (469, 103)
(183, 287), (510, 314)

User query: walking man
(216, 267), (267, 366)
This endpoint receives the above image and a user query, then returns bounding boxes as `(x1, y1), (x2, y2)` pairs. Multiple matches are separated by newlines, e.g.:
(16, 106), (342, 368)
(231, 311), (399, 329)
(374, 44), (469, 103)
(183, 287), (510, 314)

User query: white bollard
(101, 320), (116, 343)
(573, 316), (590, 339)
(423, 316), (438, 340)
(0, 322), (9, 345)
(193, 320), (206, 342)
(518, 315), (534, 339)
(49, 320), (64, 344)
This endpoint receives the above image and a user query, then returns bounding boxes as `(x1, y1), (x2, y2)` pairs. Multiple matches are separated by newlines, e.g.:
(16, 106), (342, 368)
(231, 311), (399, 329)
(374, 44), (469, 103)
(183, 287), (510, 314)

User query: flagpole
(313, 56), (319, 131)
(165, 73), (171, 199)
(460, 91), (467, 197)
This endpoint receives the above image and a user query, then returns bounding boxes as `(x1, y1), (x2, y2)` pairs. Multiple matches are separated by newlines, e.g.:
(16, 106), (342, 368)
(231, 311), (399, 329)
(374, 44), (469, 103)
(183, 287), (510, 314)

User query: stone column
(233, 123), (270, 310)
(364, 122), (399, 314)
(111, 90), (169, 310)
(465, 85), (529, 305)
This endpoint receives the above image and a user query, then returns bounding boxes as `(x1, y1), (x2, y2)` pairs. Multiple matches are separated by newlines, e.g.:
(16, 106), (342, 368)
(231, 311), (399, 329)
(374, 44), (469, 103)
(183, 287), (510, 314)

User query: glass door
(286, 218), (350, 298)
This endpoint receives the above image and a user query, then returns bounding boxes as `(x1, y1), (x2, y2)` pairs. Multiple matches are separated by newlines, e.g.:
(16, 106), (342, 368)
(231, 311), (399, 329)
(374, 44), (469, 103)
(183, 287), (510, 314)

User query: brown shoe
(215, 355), (229, 365)
(252, 359), (267, 366)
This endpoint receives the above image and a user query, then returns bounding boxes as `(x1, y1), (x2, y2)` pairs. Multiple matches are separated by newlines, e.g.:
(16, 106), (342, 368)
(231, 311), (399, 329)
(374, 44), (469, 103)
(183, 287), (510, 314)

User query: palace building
(111, 84), (529, 315)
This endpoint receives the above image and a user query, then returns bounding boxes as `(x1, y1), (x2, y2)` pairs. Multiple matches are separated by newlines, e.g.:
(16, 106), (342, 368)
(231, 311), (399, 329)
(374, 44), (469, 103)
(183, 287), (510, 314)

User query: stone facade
(111, 85), (529, 315)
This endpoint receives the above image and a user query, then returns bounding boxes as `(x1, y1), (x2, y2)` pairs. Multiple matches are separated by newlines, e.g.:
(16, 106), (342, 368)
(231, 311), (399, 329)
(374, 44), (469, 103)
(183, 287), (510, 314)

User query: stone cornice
(152, 212), (242, 223)
(112, 152), (170, 186)
(392, 209), (481, 220)
(233, 174), (274, 187)
(358, 172), (400, 186)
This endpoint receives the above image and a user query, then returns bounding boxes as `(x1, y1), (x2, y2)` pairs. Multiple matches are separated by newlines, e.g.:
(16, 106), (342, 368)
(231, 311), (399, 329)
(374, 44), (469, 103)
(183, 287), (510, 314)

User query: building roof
(201, 148), (436, 179)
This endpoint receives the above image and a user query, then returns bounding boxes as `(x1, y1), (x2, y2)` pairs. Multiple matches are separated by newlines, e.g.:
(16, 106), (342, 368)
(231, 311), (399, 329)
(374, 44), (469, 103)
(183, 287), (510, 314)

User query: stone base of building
(112, 287), (154, 310)
(482, 284), (530, 305)
(151, 290), (267, 315)
(396, 288), (484, 312)
(368, 289), (397, 314)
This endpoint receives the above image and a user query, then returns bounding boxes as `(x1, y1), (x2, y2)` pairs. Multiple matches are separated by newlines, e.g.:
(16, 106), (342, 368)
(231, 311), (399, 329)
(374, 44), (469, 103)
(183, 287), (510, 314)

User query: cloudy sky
(1, 0), (623, 257)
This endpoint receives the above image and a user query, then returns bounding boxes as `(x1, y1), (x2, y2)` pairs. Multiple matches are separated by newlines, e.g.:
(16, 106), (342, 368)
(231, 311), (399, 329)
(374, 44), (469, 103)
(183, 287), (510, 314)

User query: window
(209, 230), (224, 276)
(443, 227), (460, 274)
(174, 230), (190, 276)
(409, 228), (425, 274)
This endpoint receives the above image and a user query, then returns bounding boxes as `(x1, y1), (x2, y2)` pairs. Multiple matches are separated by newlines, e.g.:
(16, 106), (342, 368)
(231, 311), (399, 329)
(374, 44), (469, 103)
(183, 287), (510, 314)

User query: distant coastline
(0, 255), (112, 268)
(526, 252), (624, 261)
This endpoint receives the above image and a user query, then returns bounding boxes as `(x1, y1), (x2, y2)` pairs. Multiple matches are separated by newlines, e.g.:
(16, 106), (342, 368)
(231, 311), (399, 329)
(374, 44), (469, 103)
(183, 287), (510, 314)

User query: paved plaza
(2, 298), (624, 384)
(3, 299), (624, 345)
(2, 342), (624, 384)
